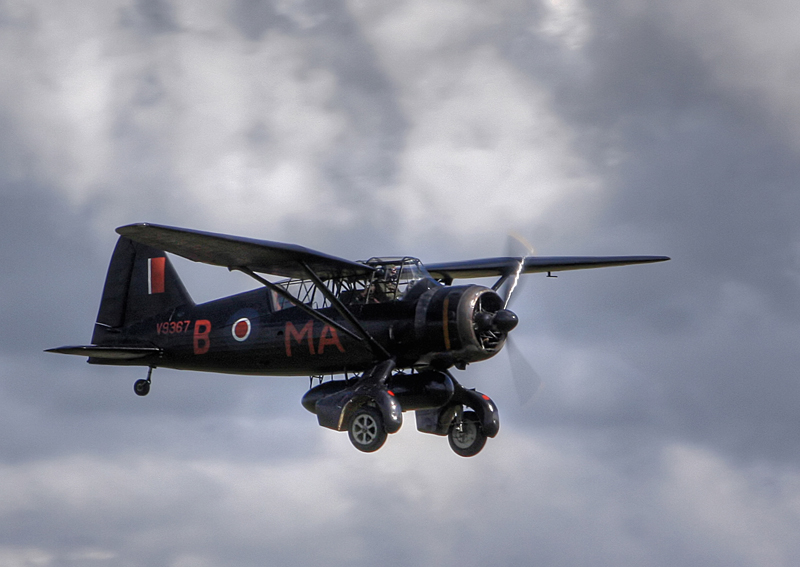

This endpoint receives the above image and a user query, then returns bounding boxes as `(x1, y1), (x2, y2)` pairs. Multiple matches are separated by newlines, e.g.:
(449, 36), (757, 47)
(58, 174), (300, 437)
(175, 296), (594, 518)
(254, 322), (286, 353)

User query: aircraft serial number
(156, 321), (192, 335)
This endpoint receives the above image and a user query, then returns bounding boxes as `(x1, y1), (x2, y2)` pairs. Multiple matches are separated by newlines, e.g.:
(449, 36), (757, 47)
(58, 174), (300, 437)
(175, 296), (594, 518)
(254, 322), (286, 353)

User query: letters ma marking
(285, 321), (345, 357)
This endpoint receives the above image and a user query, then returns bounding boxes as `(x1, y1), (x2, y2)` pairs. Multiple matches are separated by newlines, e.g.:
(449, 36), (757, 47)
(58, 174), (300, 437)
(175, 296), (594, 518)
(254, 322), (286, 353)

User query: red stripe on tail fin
(148, 257), (166, 294)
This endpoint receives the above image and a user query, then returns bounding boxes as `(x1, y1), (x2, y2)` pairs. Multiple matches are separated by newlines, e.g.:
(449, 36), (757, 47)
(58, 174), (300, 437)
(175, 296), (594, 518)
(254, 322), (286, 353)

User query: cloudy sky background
(2, 0), (800, 565)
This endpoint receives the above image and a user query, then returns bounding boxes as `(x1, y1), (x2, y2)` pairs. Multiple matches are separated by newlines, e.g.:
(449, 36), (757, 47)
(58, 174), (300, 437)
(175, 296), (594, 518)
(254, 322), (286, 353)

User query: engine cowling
(413, 285), (517, 368)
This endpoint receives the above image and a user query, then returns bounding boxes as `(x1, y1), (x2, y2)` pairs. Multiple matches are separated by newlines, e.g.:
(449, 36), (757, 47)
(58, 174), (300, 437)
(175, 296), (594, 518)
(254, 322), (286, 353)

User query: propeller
(499, 232), (535, 308)
(505, 335), (542, 405)
(499, 233), (542, 405)
(474, 306), (519, 335)
(473, 292), (518, 351)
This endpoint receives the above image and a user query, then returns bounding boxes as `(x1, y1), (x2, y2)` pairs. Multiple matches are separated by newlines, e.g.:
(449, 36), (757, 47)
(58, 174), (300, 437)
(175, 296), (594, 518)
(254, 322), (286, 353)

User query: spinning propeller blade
(505, 336), (542, 406)
(500, 233), (541, 405)
(500, 232), (535, 308)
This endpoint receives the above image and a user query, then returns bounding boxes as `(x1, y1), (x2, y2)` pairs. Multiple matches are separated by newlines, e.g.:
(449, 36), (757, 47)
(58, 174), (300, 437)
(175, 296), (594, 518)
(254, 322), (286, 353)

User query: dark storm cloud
(0, 149), (105, 353)
(484, 1), (800, 468)
(231, 0), (286, 40)
(309, 13), (408, 210)
(0, 101), (311, 465)
(0, 184), (314, 464)
(121, 0), (179, 34)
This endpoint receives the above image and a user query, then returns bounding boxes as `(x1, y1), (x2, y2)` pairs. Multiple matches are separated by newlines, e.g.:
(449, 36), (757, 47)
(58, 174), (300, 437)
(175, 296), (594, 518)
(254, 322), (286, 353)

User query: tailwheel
(348, 406), (387, 453)
(448, 410), (486, 457)
(134, 367), (153, 397)
(133, 379), (150, 396)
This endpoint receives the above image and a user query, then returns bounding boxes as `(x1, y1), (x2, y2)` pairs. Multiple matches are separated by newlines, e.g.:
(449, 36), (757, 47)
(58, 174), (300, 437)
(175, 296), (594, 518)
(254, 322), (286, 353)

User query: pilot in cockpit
(366, 265), (399, 303)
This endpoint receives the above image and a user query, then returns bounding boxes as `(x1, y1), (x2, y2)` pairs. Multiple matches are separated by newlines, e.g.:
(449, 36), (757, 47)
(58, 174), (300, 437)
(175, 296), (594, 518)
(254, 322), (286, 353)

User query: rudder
(92, 236), (193, 345)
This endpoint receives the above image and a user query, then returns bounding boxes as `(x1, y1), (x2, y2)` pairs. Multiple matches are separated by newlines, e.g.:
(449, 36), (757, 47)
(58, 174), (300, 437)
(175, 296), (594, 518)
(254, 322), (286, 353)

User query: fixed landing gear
(348, 406), (387, 453)
(133, 379), (150, 396)
(303, 366), (497, 455)
(134, 367), (154, 397)
(448, 410), (487, 457)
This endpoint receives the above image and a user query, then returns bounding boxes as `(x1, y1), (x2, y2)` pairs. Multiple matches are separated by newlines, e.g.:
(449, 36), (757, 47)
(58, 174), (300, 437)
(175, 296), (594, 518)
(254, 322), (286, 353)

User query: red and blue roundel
(231, 317), (251, 341)
(227, 308), (259, 344)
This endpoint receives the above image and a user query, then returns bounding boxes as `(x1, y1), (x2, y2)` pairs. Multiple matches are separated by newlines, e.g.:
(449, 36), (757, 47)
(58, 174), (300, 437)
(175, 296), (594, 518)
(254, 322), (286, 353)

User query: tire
(448, 411), (486, 457)
(348, 406), (387, 453)
(134, 379), (151, 397)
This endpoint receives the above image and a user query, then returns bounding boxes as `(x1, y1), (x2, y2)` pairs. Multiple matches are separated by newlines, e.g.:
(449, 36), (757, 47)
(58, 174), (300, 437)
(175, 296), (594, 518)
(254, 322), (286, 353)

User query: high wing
(116, 223), (373, 279)
(425, 255), (670, 281)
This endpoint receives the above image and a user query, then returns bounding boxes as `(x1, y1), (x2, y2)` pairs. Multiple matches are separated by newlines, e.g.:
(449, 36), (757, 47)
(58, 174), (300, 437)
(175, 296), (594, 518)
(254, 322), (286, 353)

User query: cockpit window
(361, 257), (431, 303)
(270, 257), (436, 310)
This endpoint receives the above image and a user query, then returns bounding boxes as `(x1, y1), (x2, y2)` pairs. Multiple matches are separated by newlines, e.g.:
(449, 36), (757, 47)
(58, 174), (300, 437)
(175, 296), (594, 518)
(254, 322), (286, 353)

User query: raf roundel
(231, 317), (251, 342)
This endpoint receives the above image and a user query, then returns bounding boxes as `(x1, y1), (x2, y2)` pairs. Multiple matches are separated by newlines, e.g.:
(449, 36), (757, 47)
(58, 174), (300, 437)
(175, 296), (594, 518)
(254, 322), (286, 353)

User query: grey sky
(2, 1), (800, 565)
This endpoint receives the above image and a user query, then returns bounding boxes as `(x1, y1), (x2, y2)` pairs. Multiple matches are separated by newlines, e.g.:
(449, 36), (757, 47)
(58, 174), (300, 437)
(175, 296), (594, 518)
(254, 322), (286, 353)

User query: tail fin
(92, 236), (193, 345)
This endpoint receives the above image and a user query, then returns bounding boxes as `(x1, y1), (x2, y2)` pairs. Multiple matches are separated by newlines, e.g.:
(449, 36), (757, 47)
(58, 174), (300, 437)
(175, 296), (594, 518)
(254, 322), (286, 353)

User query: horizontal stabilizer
(117, 223), (373, 279)
(46, 345), (161, 360)
(426, 255), (670, 280)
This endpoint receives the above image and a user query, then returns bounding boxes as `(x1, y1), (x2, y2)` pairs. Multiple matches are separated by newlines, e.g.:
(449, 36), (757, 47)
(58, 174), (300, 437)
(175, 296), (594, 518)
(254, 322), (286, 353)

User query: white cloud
(163, 32), (350, 231)
(538, 0), (592, 50)
(2, 0), (603, 244)
(349, 0), (599, 241)
(0, 546), (54, 567)
(0, 2), (121, 200)
(1, 430), (798, 566)
(1, 1), (355, 235)
(660, 444), (800, 565)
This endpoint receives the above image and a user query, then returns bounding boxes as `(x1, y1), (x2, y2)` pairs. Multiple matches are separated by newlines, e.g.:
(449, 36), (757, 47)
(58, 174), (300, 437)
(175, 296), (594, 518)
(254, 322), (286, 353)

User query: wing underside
(117, 224), (668, 282)
(116, 223), (373, 279)
(425, 255), (670, 281)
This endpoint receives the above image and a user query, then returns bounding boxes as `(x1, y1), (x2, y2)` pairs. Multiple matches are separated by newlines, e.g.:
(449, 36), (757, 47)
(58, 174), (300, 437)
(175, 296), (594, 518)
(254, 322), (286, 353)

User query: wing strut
(233, 266), (364, 343)
(299, 261), (391, 359)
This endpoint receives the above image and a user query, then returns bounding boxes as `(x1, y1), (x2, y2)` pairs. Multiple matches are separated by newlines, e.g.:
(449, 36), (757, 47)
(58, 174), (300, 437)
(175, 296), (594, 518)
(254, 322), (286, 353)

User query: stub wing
(425, 255), (670, 281)
(116, 223), (374, 279)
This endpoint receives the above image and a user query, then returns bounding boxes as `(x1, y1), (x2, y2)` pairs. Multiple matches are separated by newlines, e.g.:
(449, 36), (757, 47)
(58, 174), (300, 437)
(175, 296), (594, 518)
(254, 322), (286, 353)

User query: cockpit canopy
(360, 257), (431, 303)
(270, 256), (438, 310)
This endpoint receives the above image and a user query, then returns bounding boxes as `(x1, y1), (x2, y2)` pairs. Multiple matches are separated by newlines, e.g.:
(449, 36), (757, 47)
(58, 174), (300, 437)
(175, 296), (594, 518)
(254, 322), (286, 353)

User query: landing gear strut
(134, 367), (153, 397)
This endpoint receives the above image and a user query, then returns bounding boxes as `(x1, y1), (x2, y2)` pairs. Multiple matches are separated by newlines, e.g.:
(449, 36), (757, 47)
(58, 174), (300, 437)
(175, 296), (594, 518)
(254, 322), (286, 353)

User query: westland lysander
(49, 224), (668, 456)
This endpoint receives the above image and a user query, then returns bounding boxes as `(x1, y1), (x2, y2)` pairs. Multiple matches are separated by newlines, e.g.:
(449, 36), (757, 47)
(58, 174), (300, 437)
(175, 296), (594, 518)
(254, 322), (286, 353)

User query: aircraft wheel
(448, 411), (486, 457)
(134, 379), (151, 397)
(348, 406), (387, 453)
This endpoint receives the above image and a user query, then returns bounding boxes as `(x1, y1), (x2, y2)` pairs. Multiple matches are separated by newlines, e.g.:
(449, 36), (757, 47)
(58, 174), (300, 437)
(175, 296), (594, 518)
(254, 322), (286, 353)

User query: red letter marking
(317, 324), (345, 355)
(193, 320), (212, 355)
(285, 321), (314, 357)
